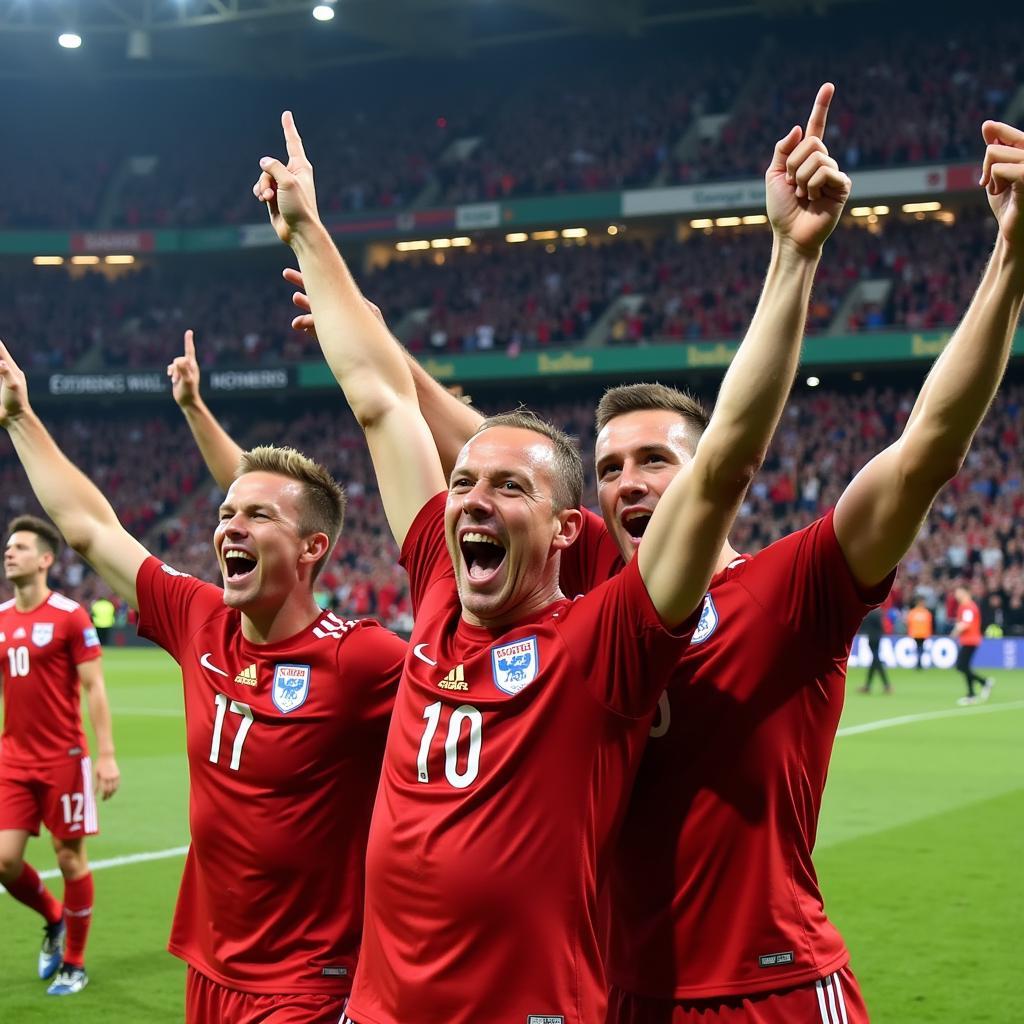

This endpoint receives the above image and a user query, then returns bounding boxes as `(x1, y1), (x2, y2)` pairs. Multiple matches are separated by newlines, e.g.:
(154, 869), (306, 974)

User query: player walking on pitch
(0, 356), (407, 1022)
(0, 515), (119, 996)
(952, 584), (993, 705)
(252, 90), (840, 1023)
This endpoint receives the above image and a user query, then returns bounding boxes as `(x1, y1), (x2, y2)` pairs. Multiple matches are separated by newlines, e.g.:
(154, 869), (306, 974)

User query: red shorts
(608, 967), (869, 1023)
(0, 756), (98, 840)
(185, 967), (349, 1024)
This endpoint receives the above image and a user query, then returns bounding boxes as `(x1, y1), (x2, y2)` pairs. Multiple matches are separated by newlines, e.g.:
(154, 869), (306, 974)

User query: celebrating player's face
(214, 472), (317, 612)
(446, 426), (570, 626)
(4, 531), (51, 584)
(595, 409), (696, 562)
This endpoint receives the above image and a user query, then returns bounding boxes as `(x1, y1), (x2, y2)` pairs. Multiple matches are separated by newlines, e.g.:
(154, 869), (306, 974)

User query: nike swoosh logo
(413, 643), (437, 666)
(200, 652), (229, 677)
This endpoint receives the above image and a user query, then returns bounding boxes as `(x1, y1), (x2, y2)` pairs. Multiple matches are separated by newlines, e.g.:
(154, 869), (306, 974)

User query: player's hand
(980, 121), (1024, 251)
(765, 82), (851, 258)
(95, 754), (120, 801)
(282, 267), (387, 337)
(0, 340), (32, 429)
(167, 329), (202, 408)
(253, 111), (321, 247)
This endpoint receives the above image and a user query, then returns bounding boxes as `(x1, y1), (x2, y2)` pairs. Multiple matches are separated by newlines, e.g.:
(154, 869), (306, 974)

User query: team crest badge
(272, 663), (310, 714)
(32, 623), (55, 647)
(491, 636), (539, 695)
(690, 594), (719, 645)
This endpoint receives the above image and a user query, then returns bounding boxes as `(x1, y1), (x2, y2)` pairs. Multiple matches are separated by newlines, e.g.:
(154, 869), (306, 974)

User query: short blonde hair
(236, 446), (346, 579)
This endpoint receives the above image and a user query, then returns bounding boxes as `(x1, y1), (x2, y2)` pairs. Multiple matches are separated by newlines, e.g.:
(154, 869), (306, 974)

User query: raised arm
(285, 267), (486, 477)
(834, 120), (1024, 588)
(641, 83), (851, 625)
(255, 112), (446, 546)
(168, 329), (244, 491)
(0, 342), (149, 608)
(78, 658), (120, 800)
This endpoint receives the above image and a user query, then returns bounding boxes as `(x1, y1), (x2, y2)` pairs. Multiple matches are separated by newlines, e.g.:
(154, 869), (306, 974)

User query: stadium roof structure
(0, 0), (887, 79)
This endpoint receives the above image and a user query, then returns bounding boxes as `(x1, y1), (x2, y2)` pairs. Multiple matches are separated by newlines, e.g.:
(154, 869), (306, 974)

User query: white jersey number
(209, 693), (254, 771)
(59, 793), (85, 826)
(6, 646), (30, 678)
(417, 701), (483, 789)
(649, 691), (671, 738)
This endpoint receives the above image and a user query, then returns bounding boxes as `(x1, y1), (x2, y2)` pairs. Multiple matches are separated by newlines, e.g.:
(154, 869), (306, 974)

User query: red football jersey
(0, 591), (101, 768)
(135, 556), (406, 995)
(563, 510), (892, 999)
(345, 494), (696, 1024)
(956, 600), (982, 646)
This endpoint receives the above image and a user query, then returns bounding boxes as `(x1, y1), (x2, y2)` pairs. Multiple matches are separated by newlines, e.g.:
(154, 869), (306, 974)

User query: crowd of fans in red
(3, 380), (1020, 637)
(4, 209), (999, 372)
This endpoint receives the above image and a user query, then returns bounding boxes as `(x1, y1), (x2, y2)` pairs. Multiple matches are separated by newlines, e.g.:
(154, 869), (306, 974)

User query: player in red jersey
(251, 96), (845, 1023)
(0, 354), (407, 1022)
(0, 514), (119, 997)
(555, 119), (1024, 1024)
(952, 585), (992, 705)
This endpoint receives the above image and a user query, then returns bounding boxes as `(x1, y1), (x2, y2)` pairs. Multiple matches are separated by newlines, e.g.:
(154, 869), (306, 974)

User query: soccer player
(858, 605), (893, 693)
(952, 584), (992, 705)
(0, 514), (119, 997)
(252, 91), (845, 1023)
(560, 119), (1023, 1023)
(0, 353), (407, 1023)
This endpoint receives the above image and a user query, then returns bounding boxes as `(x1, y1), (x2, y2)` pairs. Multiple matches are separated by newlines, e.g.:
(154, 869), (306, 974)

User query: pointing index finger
(805, 82), (835, 141)
(282, 110), (306, 162)
(184, 329), (196, 360)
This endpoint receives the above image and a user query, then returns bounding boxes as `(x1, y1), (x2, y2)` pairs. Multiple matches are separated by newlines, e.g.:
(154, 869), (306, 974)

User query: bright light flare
(58, 32), (82, 49)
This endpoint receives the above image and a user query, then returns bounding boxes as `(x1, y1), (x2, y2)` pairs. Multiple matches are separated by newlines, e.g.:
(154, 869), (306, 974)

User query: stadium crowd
(4, 210), (1000, 371)
(3, 380), (1020, 636)
(3, 15), (1020, 231)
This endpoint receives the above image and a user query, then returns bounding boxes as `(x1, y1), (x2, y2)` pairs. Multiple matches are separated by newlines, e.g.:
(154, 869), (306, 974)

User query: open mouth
(224, 549), (258, 582)
(459, 531), (507, 584)
(622, 509), (652, 543)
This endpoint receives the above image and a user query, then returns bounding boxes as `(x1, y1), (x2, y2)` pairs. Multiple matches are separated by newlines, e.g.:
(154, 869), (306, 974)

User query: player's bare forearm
(697, 239), (818, 498)
(835, 239), (1024, 586)
(81, 664), (116, 758)
(181, 399), (245, 492)
(5, 412), (148, 606)
(404, 350), (485, 478)
(290, 223), (419, 425)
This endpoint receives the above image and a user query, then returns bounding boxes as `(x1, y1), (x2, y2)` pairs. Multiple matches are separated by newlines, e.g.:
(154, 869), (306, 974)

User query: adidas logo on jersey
(312, 610), (358, 640)
(234, 664), (258, 686)
(437, 664), (468, 691)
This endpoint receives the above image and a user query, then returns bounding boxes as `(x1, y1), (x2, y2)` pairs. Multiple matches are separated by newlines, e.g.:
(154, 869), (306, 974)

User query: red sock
(5, 862), (62, 925)
(63, 873), (94, 968)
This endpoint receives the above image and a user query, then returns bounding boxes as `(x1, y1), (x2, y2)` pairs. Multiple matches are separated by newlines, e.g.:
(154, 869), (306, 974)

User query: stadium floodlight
(531, 230), (559, 241)
(607, 225), (619, 235)
(562, 227), (588, 238)
(33, 256), (65, 266)
(70, 255), (101, 265)
(902, 201), (942, 213)
(395, 240), (430, 252)
(58, 32), (82, 49)
(806, 376), (821, 387)
(872, 206), (890, 216)
(690, 218), (714, 229)
(450, 237), (472, 247)
(850, 207), (873, 217)
(105, 255), (136, 265)
(741, 214), (768, 225)
(505, 233), (528, 243)
(431, 239), (452, 249)
(312, 4), (335, 21)
(715, 216), (742, 227)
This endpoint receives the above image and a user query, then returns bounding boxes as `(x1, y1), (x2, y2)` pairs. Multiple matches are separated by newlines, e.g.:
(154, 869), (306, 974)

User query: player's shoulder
(0, 597), (15, 613)
(306, 610), (400, 648)
(46, 591), (83, 615)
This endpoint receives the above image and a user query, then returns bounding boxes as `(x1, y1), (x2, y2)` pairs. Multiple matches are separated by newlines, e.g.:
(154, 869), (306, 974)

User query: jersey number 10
(417, 701), (483, 789)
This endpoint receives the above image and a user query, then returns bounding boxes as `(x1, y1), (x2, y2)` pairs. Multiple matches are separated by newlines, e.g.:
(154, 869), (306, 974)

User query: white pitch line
(837, 700), (1024, 737)
(1, 846), (188, 895)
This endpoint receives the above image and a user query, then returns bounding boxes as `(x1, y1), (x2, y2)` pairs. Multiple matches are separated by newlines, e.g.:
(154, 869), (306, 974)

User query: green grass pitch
(1, 647), (1021, 1022)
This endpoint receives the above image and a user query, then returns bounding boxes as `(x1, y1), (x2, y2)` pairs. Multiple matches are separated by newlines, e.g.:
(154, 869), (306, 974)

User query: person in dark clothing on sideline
(859, 606), (892, 694)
